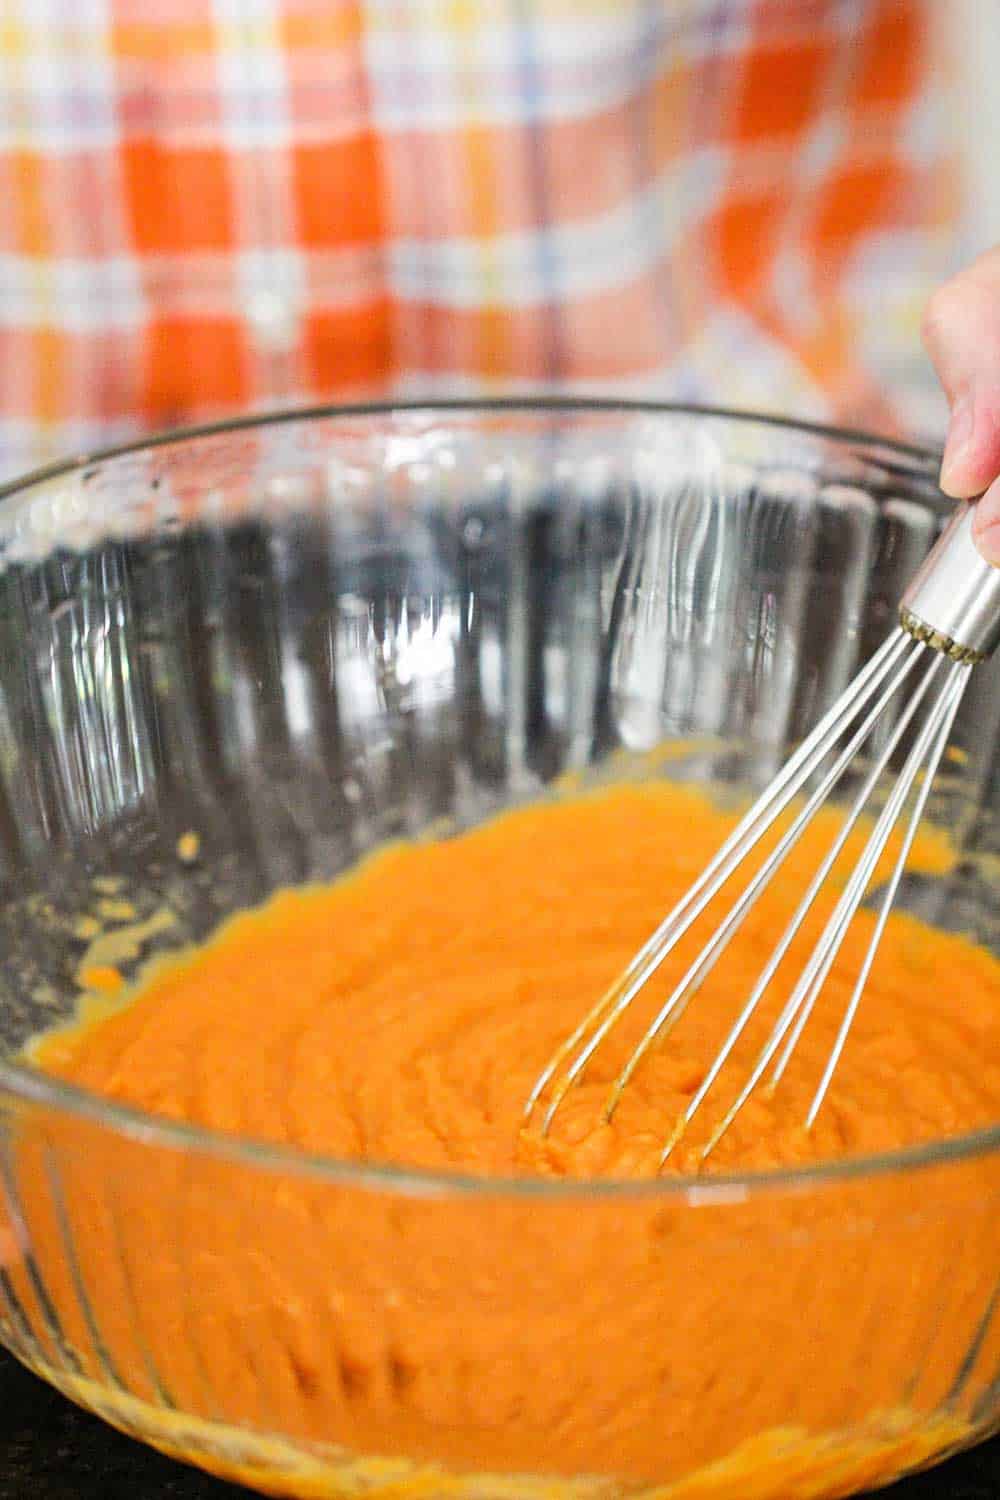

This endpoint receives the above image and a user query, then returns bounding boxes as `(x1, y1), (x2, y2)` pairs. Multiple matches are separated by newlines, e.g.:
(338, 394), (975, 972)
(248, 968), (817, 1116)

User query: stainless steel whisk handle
(900, 501), (1000, 663)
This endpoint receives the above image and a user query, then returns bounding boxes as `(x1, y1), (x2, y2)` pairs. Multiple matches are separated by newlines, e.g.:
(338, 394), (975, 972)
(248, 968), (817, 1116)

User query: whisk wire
(525, 502), (1000, 1170)
(606, 635), (929, 1126)
(658, 643), (946, 1160)
(770, 658), (967, 1092)
(521, 627), (911, 1128)
(525, 629), (914, 1133)
(698, 657), (970, 1162)
(805, 662), (969, 1127)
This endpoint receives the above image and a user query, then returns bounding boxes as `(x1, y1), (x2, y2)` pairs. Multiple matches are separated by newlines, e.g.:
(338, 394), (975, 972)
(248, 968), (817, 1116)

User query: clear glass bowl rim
(2, 394), (996, 1205)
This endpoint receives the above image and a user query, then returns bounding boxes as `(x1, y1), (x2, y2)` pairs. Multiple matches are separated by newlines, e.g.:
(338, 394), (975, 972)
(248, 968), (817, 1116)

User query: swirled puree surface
(10, 782), (1000, 1500)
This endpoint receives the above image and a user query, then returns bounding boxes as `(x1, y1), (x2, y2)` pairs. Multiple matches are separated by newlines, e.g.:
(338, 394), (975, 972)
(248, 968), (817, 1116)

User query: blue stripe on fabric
(510, 0), (565, 385)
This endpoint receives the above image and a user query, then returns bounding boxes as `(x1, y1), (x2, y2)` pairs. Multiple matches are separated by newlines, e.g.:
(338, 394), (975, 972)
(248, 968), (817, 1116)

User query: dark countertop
(1, 1349), (997, 1500)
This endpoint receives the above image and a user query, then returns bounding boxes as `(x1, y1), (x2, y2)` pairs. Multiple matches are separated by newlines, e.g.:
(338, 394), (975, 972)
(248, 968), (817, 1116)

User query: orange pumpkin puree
(6, 781), (1000, 1499)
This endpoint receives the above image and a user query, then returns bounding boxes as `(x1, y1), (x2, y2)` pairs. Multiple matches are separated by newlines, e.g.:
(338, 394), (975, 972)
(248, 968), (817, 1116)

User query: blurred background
(0, 0), (998, 485)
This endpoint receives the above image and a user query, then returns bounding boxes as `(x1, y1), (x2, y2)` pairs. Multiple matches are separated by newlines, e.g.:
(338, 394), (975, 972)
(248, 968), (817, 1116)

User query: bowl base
(3, 1341), (984, 1500)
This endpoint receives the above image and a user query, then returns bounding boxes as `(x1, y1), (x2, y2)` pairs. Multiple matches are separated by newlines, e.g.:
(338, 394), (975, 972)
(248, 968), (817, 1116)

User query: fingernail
(939, 394), (975, 494)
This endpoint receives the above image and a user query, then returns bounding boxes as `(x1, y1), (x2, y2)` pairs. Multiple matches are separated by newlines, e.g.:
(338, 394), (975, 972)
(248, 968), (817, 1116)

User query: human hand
(923, 247), (1000, 565)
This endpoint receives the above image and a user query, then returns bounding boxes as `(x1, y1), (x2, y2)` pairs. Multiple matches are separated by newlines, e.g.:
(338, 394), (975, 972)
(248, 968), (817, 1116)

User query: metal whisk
(524, 501), (1000, 1166)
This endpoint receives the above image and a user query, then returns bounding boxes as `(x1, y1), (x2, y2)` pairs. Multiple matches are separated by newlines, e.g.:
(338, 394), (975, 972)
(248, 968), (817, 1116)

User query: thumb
(922, 247), (1000, 500)
(971, 474), (1000, 568)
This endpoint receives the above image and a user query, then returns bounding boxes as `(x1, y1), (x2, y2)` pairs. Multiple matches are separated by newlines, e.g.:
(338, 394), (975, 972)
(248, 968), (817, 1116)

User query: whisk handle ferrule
(900, 501), (1000, 663)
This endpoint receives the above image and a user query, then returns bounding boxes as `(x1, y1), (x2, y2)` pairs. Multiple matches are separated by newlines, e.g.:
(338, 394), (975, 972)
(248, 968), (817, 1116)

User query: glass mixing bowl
(0, 401), (997, 1500)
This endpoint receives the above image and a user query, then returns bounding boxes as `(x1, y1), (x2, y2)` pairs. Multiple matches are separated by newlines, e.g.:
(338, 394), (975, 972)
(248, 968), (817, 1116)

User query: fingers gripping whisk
(524, 503), (1000, 1167)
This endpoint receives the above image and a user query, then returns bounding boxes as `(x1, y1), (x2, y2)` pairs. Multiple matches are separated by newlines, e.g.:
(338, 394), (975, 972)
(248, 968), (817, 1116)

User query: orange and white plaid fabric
(0, 0), (962, 481)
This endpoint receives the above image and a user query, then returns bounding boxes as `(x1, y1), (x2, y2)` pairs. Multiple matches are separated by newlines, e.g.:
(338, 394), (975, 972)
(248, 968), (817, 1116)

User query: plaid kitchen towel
(0, 0), (962, 482)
